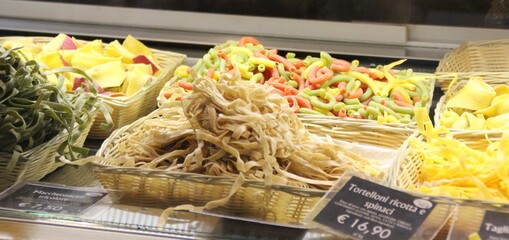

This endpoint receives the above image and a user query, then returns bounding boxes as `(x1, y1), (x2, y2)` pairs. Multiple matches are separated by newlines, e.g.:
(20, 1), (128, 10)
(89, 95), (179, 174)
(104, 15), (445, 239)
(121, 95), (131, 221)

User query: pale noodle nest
(111, 70), (376, 190)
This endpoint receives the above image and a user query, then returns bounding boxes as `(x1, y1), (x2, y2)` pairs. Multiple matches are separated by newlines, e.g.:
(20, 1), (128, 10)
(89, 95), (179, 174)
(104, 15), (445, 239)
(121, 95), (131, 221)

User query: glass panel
(409, 0), (507, 28)
(27, 0), (509, 29)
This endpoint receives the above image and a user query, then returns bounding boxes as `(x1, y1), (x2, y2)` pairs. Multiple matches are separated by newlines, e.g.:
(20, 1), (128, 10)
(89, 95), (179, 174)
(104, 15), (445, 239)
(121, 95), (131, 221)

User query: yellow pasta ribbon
(409, 108), (509, 202)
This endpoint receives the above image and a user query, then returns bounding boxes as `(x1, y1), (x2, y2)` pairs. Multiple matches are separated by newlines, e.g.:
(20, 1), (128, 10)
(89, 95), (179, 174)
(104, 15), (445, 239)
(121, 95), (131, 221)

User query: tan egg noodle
(98, 70), (375, 224)
(110, 70), (372, 189)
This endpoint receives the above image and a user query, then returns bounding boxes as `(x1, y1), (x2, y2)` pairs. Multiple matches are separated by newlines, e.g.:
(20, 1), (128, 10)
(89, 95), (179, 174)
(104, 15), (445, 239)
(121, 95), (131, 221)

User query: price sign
(313, 176), (435, 240)
(0, 182), (107, 215)
(16, 202), (65, 212)
(478, 210), (509, 240)
(336, 214), (393, 239)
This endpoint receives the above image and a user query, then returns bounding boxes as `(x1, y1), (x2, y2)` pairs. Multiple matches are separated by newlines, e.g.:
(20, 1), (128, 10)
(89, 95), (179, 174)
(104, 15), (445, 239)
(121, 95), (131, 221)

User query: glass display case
(1, 0), (508, 61)
(0, 1), (509, 239)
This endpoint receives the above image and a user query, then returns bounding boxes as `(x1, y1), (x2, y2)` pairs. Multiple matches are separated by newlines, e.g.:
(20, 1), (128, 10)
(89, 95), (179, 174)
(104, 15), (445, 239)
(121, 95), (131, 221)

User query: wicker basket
(93, 116), (324, 224)
(88, 47), (185, 139)
(435, 72), (509, 93)
(0, 36), (186, 139)
(299, 75), (435, 150)
(92, 106), (399, 224)
(434, 78), (508, 131)
(437, 39), (509, 73)
(94, 167), (324, 224)
(0, 111), (97, 192)
(435, 39), (509, 91)
(297, 115), (416, 150)
(390, 131), (504, 194)
(390, 131), (507, 239)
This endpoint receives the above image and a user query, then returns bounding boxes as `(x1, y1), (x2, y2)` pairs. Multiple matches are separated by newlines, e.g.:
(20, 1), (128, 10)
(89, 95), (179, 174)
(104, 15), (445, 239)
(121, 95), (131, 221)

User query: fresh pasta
(110, 70), (377, 190)
(159, 37), (434, 124)
(406, 108), (509, 202)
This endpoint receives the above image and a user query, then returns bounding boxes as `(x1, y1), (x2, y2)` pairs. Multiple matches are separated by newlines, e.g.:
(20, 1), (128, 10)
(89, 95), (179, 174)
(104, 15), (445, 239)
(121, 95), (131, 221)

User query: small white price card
(0, 182), (107, 216)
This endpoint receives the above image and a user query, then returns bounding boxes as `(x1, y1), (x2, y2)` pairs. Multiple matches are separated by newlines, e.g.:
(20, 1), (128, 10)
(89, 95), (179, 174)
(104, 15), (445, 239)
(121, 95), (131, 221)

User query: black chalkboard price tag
(312, 176), (436, 240)
(478, 210), (509, 240)
(0, 182), (107, 215)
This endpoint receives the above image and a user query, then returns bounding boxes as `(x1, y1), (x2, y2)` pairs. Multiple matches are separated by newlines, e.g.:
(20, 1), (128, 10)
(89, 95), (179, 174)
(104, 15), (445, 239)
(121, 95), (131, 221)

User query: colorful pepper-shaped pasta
(160, 37), (431, 124)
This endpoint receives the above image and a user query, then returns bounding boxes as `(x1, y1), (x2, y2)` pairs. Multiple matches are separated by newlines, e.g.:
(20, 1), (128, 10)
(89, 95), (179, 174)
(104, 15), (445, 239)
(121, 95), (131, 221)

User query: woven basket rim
(434, 72), (509, 84)
(436, 71), (509, 74)
(436, 38), (509, 73)
(434, 72), (509, 94)
(297, 113), (418, 129)
(416, 130), (505, 140)
(462, 39), (509, 47)
(92, 163), (326, 196)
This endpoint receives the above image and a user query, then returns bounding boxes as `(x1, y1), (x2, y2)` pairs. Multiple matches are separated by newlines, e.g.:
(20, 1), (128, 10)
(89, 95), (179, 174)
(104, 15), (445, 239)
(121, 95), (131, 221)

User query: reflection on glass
(28, 0), (509, 29)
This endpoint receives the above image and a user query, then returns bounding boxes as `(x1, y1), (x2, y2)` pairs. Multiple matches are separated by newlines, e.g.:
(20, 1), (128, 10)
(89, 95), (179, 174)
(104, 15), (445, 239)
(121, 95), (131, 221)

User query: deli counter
(1, 1), (509, 239)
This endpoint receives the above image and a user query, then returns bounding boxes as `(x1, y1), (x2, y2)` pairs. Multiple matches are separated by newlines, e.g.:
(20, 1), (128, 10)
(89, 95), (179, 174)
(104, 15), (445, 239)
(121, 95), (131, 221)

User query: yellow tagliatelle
(409, 108), (509, 202)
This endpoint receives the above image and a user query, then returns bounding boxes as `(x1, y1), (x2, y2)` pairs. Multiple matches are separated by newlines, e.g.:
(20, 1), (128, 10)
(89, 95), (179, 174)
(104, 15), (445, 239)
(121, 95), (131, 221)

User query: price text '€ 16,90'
(337, 214), (392, 239)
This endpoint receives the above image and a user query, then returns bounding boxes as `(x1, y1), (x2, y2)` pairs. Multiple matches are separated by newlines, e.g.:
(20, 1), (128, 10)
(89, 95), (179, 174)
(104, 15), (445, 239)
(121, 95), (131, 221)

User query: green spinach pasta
(0, 46), (110, 168)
